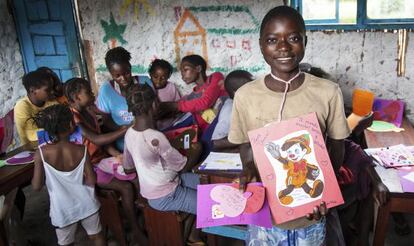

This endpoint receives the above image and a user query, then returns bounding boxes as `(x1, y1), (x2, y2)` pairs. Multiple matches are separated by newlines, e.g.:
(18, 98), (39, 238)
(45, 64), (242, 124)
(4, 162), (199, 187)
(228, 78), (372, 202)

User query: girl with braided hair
(31, 104), (105, 246)
(122, 83), (204, 245)
(65, 77), (148, 246)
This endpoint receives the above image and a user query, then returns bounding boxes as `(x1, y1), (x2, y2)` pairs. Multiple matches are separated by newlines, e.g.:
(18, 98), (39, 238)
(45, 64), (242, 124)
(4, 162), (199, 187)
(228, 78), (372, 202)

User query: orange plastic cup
(352, 89), (375, 116)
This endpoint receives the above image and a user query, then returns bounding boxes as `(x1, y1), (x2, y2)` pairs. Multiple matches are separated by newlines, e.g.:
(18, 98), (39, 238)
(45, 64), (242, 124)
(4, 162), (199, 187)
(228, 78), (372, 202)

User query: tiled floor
(6, 186), (414, 245)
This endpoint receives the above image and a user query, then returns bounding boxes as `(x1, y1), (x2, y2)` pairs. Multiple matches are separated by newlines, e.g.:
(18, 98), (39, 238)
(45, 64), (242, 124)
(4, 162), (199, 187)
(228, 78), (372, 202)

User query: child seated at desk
(212, 70), (254, 152)
(14, 71), (58, 145)
(148, 59), (181, 129)
(36, 67), (68, 104)
(65, 77), (147, 245)
(122, 83), (204, 244)
(31, 104), (105, 246)
(159, 55), (227, 133)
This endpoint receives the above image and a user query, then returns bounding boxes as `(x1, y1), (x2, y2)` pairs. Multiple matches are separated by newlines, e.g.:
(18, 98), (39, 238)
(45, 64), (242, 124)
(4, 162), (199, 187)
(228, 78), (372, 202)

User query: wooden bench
(96, 189), (127, 246)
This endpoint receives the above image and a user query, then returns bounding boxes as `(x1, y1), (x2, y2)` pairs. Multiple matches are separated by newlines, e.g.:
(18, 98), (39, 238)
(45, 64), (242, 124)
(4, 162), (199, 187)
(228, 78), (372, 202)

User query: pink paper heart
(210, 185), (247, 217)
(244, 185), (265, 214)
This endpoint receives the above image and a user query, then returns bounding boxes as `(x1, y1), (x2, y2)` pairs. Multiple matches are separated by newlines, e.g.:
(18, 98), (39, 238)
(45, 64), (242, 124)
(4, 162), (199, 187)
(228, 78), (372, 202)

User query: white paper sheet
(199, 152), (243, 171)
(374, 165), (403, 193)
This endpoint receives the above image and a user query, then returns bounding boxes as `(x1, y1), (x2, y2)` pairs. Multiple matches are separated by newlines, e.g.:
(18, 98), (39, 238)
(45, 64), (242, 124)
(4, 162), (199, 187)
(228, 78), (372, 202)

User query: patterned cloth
(246, 219), (326, 246)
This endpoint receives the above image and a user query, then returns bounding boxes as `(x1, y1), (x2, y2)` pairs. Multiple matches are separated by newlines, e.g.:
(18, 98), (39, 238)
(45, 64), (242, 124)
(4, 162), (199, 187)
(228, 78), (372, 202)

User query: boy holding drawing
(228, 6), (350, 245)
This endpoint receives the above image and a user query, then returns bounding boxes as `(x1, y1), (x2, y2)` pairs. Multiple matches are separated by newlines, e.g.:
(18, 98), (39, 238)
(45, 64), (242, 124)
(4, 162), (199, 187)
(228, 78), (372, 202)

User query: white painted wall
(78, 0), (281, 94)
(78, 1), (414, 121)
(304, 31), (414, 122)
(0, 0), (25, 118)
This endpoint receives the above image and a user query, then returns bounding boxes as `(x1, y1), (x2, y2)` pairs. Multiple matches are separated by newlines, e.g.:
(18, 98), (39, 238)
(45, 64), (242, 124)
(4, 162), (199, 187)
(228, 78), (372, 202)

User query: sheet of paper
(199, 152), (242, 171)
(210, 185), (247, 217)
(398, 170), (414, 193)
(244, 185), (265, 214)
(374, 165), (403, 193)
(197, 183), (272, 228)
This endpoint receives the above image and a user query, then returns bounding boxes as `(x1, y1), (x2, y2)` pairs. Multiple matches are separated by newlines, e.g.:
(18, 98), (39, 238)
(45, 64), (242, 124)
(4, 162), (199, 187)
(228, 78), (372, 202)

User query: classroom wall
(78, 0), (283, 94)
(0, 0), (25, 118)
(304, 31), (414, 122)
(78, 0), (414, 122)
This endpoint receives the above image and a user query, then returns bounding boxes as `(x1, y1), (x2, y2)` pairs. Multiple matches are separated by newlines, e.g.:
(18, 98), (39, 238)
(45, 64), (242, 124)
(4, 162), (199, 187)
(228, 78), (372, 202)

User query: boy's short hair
(148, 59), (173, 77)
(260, 6), (306, 36)
(181, 55), (207, 74)
(105, 46), (132, 69)
(22, 71), (50, 93)
(64, 77), (91, 103)
(126, 84), (156, 116)
(224, 70), (254, 98)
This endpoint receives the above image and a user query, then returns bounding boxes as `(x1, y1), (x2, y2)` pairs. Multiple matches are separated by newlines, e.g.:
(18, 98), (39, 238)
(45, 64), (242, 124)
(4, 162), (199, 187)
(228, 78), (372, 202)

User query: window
(290, 0), (414, 30)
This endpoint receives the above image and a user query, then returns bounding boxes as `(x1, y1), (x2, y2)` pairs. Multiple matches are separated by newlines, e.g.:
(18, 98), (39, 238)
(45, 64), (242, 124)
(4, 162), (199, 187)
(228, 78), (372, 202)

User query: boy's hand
(373, 182), (388, 206)
(238, 167), (256, 192)
(239, 143), (258, 192)
(306, 201), (328, 221)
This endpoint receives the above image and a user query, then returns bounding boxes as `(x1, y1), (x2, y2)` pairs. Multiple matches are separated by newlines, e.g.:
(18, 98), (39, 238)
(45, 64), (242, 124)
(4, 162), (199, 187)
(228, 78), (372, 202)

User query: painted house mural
(79, 0), (279, 93)
(174, 9), (208, 66)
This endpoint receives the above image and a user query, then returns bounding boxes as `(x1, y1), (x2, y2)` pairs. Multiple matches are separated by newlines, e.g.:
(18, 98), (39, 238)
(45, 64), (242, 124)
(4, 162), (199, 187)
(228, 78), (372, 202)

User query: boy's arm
(101, 113), (123, 131)
(31, 150), (45, 191)
(212, 138), (239, 152)
(326, 137), (344, 175)
(83, 153), (96, 187)
(79, 123), (128, 146)
(239, 143), (260, 191)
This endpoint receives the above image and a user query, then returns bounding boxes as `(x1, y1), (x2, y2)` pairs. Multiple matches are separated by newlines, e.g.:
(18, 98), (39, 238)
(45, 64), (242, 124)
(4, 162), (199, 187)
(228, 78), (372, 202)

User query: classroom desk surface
(0, 142), (36, 245)
(0, 142), (37, 195)
(364, 118), (414, 246)
(364, 118), (414, 148)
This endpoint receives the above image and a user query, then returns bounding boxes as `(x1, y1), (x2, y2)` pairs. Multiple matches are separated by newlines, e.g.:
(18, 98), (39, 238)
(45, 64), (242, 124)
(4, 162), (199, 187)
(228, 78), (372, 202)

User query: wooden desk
(194, 163), (242, 184)
(0, 142), (36, 245)
(0, 142), (36, 195)
(364, 118), (414, 245)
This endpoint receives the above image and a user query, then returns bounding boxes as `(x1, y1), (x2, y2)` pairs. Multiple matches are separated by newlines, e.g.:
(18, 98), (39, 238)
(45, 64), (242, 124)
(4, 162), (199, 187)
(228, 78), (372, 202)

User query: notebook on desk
(198, 152), (243, 171)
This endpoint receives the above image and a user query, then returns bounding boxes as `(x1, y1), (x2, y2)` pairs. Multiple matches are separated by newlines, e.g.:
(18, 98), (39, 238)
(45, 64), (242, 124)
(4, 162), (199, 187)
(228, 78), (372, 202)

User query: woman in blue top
(97, 47), (153, 151)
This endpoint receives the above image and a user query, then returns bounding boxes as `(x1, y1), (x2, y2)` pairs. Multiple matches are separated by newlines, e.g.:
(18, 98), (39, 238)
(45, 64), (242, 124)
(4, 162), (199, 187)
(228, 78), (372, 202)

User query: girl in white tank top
(32, 104), (105, 245)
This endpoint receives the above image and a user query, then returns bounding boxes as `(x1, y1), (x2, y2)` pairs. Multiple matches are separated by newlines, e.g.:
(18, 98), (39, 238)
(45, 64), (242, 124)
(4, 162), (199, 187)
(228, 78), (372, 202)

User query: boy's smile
(260, 16), (306, 77)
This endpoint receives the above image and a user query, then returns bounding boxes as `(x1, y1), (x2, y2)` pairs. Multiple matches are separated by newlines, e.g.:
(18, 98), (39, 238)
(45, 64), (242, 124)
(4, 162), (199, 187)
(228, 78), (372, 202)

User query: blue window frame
(290, 0), (414, 30)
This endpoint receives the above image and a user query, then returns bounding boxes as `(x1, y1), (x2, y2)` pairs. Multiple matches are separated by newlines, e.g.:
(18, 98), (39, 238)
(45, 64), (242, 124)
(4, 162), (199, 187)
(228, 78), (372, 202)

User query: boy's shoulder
(305, 73), (340, 92)
(14, 96), (31, 108)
